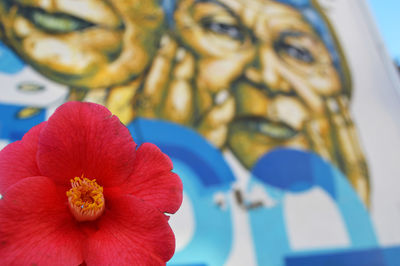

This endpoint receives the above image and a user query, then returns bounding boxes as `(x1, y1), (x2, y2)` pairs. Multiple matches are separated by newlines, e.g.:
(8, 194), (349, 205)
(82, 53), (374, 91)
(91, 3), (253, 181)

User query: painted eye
(285, 45), (314, 63)
(202, 20), (244, 41)
(275, 33), (315, 63)
(20, 7), (95, 34)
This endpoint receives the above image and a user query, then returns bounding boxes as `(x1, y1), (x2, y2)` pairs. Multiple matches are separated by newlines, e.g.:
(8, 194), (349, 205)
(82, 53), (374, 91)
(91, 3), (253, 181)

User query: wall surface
(1, 0), (399, 265)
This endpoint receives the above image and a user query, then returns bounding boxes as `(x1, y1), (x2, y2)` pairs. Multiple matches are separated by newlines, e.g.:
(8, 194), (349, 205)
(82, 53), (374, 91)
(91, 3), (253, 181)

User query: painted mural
(0, 0), (393, 265)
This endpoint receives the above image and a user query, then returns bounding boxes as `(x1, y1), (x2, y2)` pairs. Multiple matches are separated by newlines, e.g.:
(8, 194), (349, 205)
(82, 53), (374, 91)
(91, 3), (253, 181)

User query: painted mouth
(231, 117), (298, 140)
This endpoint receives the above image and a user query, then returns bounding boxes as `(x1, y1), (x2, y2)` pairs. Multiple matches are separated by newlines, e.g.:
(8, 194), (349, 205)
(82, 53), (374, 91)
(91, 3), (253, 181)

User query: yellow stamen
(66, 176), (105, 222)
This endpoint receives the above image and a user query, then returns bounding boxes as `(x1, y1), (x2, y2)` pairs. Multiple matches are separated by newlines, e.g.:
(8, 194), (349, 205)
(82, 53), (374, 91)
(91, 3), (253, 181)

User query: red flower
(0, 102), (183, 265)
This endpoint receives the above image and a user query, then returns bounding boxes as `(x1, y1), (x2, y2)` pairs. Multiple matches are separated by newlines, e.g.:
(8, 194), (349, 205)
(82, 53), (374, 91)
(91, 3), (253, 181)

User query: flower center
(66, 176), (105, 222)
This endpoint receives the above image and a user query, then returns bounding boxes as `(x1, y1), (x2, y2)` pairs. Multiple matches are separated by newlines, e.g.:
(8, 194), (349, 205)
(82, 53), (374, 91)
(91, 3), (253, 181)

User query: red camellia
(0, 102), (183, 265)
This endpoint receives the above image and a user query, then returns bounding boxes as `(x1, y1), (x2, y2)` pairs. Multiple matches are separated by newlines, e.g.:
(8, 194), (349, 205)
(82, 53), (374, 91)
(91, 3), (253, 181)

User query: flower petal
(37, 102), (137, 187)
(0, 176), (84, 265)
(85, 194), (175, 266)
(0, 122), (45, 193)
(122, 143), (183, 214)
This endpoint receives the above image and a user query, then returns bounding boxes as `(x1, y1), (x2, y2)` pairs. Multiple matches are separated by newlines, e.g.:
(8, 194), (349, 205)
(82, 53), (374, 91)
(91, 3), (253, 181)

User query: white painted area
(0, 140), (9, 151)
(225, 192), (257, 266)
(247, 184), (277, 208)
(224, 150), (250, 187)
(224, 151), (257, 266)
(168, 192), (195, 252)
(0, 65), (68, 107)
(214, 89), (230, 105)
(284, 187), (350, 250)
(317, 0), (400, 246)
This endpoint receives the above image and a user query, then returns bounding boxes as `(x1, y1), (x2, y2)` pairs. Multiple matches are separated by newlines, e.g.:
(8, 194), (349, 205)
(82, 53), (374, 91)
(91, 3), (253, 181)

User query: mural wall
(1, 0), (399, 265)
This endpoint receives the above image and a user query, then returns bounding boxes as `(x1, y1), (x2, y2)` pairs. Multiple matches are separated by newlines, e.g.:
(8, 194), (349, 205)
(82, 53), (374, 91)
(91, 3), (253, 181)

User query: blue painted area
(128, 119), (234, 266)
(0, 42), (25, 74)
(252, 148), (376, 252)
(279, 0), (310, 8)
(286, 247), (386, 266)
(250, 149), (378, 266)
(168, 159), (233, 266)
(162, 0), (176, 27)
(286, 245), (400, 266)
(0, 103), (45, 142)
(383, 246), (400, 266)
(249, 188), (291, 266)
(162, 144), (229, 188)
(170, 264), (206, 266)
(252, 148), (314, 192)
(335, 170), (377, 248)
(128, 122), (382, 266)
(130, 118), (235, 189)
(252, 149), (335, 198)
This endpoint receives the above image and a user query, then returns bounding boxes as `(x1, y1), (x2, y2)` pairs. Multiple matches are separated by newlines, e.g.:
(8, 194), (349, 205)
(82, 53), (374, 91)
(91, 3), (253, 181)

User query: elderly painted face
(0, 0), (164, 89)
(172, 0), (369, 203)
(175, 0), (340, 164)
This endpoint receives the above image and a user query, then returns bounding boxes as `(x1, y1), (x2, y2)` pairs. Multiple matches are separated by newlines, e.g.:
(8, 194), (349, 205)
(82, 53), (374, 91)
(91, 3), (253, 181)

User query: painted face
(174, 0), (342, 168)
(0, 0), (164, 89)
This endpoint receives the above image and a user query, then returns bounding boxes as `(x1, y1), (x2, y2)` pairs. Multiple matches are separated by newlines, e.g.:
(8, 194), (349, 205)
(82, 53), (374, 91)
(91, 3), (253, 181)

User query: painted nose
(244, 45), (291, 94)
